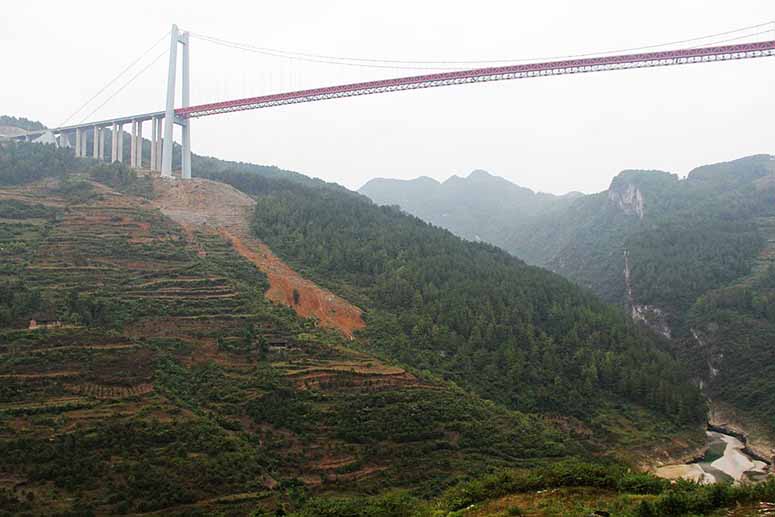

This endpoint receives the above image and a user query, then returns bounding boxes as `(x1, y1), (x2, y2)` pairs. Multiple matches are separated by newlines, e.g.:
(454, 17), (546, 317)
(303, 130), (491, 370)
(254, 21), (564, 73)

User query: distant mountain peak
(358, 168), (577, 248)
(687, 154), (775, 185)
(468, 169), (493, 179)
(609, 169), (675, 187)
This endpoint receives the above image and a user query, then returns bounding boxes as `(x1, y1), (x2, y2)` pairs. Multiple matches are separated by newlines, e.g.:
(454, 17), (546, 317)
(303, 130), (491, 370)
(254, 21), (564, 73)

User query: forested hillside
(8, 138), (757, 515)
(203, 166), (706, 426)
(499, 154), (775, 442)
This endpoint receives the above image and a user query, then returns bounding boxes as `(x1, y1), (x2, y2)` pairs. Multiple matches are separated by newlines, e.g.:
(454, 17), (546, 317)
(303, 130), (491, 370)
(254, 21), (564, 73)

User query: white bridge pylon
(18, 25), (194, 179)
(162, 24), (191, 180)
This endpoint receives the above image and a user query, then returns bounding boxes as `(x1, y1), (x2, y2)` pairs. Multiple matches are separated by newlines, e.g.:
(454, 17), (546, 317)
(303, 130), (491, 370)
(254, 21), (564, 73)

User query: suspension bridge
(14, 23), (775, 180)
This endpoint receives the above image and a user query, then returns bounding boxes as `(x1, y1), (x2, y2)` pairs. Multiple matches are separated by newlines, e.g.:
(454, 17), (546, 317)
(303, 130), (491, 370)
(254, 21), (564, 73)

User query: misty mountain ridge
(359, 169), (581, 244)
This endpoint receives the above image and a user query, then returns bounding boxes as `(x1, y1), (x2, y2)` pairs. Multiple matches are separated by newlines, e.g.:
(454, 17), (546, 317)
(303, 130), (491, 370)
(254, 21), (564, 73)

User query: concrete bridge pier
(135, 121), (143, 168)
(74, 128), (81, 158)
(116, 123), (124, 163)
(92, 126), (99, 159)
(111, 123), (118, 162)
(154, 117), (163, 172)
(98, 128), (105, 161)
(130, 121), (137, 167)
(150, 117), (157, 171)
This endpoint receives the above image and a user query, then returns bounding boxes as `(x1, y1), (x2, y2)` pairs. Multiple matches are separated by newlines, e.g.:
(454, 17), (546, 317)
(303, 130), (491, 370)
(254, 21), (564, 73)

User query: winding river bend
(656, 431), (769, 484)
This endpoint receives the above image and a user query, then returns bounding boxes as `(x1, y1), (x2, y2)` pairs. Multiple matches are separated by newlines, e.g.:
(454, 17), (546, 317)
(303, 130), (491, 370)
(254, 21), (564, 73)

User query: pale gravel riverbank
(656, 431), (769, 484)
(655, 464), (714, 484)
(711, 433), (768, 482)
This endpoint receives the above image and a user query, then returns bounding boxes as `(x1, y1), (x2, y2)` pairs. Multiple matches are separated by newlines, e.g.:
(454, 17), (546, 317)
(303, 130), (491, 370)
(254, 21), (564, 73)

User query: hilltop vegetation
(0, 138), (79, 185)
(0, 115), (45, 132)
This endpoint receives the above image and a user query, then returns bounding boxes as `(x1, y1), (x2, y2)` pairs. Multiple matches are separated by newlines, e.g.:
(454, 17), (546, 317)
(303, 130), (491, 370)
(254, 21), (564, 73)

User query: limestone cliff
(624, 249), (671, 338)
(608, 183), (645, 219)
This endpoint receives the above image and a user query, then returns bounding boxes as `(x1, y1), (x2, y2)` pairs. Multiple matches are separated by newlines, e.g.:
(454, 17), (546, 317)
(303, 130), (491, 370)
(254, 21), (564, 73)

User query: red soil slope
(152, 178), (365, 338)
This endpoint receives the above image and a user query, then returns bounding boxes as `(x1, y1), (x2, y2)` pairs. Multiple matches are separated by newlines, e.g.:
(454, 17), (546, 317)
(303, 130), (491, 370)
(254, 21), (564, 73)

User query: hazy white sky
(2, 1), (774, 194)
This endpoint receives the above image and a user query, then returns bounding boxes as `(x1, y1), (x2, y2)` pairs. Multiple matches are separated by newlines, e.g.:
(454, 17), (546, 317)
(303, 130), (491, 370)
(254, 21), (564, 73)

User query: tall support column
(117, 123), (124, 163)
(150, 117), (157, 171)
(98, 128), (105, 161)
(161, 24), (180, 178)
(81, 131), (88, 158)
(136, 121), (143, 168)
(111, 123), (118, 162)
(93, 126), (99, 159)
(130, 121), (137, 167)
(181, 31), (191, 180)
(74, 128), (81, 157)
(155, 117), (163, 172)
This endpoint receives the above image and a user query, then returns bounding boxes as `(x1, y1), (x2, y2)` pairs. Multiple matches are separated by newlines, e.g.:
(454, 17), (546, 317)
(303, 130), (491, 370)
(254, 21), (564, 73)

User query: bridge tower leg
(181, 31), (191, 180)
(161, 24), (191, 179)
(161, 25), (179, 178)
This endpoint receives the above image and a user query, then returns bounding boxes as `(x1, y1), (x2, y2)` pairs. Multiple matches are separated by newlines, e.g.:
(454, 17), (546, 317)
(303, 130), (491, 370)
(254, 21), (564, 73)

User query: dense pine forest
(500, 156), (775, 441)
(362, 153), (775, 444)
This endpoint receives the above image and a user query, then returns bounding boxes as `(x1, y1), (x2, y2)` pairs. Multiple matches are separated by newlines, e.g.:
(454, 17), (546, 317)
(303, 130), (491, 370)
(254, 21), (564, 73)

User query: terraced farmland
(0, 173), (571, 515)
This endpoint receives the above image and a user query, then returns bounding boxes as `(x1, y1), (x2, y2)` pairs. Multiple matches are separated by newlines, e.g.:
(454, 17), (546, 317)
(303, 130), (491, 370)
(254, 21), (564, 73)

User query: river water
(656, 431), (769, 484)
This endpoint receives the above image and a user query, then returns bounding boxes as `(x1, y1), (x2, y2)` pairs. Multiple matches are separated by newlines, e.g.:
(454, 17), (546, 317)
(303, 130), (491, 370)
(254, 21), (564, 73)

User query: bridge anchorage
(12, 23), (775, 180)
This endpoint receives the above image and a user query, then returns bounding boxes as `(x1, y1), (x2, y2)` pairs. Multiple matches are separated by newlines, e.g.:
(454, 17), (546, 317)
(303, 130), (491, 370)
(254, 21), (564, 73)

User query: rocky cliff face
(608, 183), (645, 219)
(690, 328), (722, 388)
(606, 168), (679, 220)
(624, 249), (671, 337)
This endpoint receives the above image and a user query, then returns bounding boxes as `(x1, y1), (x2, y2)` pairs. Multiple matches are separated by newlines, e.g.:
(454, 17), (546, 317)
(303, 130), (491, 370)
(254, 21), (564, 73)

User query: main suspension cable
(187, 21), (775, 70)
